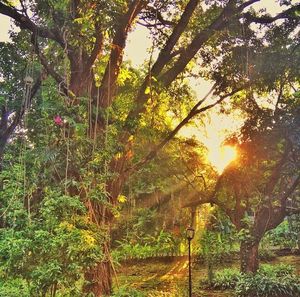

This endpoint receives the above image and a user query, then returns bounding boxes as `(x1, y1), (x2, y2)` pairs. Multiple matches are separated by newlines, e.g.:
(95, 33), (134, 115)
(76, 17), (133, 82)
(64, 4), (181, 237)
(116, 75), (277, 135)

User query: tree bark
(240, 239), (259, 273)
(83, 258), (112, 296)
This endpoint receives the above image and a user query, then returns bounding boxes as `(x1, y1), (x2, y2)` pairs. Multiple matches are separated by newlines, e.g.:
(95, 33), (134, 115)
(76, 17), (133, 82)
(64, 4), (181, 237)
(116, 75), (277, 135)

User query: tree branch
(124, 0), (200, 127)
(32, 37), (76, 100)
(127, 84), (245, 173)
(160, 0), (240, 86)
(151, 0), (200, 75)
(85, 29), (104, 70)
(96, 0), (147, 108)
(281, 174), (300, 205)
(243, 4), (300, 24)
(0, 2), (65, 47)
(5, 76), (42, 139)
(143, 6), (176, 27)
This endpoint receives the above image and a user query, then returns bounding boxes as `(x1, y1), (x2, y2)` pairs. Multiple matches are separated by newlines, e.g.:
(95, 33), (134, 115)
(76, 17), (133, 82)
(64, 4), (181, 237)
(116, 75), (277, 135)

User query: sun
(207, 145), (237, 174)
(178, 107), (242, 174)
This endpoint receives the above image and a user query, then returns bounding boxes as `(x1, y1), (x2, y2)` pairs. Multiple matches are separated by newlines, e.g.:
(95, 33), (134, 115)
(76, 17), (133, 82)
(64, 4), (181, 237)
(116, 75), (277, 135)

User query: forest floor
(115, 254), (300, 297)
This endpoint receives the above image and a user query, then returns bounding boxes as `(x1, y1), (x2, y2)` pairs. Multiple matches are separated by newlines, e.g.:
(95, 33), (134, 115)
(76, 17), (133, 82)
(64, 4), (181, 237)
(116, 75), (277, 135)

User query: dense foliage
(200, 264), (300, 297)
(0, 0), (299, 296)
(236, 264), (300, 297)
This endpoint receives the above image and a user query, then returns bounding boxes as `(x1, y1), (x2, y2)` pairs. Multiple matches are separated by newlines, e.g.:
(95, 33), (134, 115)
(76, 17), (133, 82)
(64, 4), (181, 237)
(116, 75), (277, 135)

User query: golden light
(207, 145), (237, 174)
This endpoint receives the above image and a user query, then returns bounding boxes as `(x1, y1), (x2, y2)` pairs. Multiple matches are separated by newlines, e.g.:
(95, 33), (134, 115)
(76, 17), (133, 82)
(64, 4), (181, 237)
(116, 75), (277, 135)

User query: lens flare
(207, 145), (237, 174)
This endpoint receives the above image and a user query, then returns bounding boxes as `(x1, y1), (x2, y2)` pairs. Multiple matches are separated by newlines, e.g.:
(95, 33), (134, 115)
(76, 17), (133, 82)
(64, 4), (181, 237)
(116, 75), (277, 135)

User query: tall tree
(183, 28), (300, 272)
(0, 0), (299, 295)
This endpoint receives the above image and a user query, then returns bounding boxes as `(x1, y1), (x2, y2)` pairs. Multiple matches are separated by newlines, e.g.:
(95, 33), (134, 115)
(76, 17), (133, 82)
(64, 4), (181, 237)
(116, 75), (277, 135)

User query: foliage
(195, 208), (238, 283)
(263, 218), (300, 250)
(197, 229), (233, 284)
(200, 268), (241, 290)
(235, 264), (300, 297)
(200, 264), (300, 297)
(0, 0), (299, 295)
(0, 165), (104, 296)
(0, 278), (30, 297)
(113, 229), (177, 261)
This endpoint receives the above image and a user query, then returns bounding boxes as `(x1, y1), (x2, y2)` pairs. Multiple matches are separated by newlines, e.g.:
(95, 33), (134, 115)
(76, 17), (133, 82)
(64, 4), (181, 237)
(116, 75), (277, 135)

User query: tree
(182, 2), (300, 273)
(0, 0), (299, 295)
(184, 81), (300, 275)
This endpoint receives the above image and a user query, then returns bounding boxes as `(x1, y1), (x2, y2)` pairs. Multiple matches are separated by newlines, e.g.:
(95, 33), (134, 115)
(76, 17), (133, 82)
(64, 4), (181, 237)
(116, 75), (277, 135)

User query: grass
(114, 255), (300, 296)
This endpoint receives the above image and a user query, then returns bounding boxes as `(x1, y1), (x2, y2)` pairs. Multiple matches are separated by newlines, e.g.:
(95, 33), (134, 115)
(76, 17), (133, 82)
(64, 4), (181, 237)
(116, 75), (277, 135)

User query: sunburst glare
(207, 145), (237, 174)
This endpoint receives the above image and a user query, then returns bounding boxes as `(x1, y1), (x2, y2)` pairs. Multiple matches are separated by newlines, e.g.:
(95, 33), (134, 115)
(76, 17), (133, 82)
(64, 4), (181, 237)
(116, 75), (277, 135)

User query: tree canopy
(0, 0), (299, 296)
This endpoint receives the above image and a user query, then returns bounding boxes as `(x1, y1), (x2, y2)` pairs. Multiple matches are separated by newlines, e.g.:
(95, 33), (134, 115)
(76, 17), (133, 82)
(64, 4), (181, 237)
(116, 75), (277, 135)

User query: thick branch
(124, 0), (200, 126)
(160, 0), (238, 86)
(32, 37), (76, 100)
(281, 174), (300, 205)
(243, 4), (300, 24)
(182, 194), (213, 208)
(182, 171), (236, 223)
(238, 0), (260, 11)
(128, 84), (245, 173)
(151, 0), (200, 76)
(85, 29), (104, 70)
(97, 0), (147, 108)
(0, 2), (65, 47)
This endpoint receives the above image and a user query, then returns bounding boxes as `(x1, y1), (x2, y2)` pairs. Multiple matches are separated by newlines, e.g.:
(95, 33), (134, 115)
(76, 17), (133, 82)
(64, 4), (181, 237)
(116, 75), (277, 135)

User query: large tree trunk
(240, 239), (259, 273)
(83, 256), (112, 296)
(82, 202), (114, 296)
(82, 173), (126, 296)
(82, 204), (114, 296)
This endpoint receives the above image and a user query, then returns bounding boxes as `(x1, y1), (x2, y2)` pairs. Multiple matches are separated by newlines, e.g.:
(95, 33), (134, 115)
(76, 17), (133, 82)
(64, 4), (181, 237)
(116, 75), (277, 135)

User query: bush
(200, 268), (241, 290)
(0, 190), (105, 296)
(197, 230), (234, 284)
(264, 219), (299, 250)
(236, 264), (300, 297)
(213, 268), (241, 289)
(113, 230), (177, 261)
(0, 279), (30, 297)
(259, 264), (295, 277)
(200, 264), (300, 297)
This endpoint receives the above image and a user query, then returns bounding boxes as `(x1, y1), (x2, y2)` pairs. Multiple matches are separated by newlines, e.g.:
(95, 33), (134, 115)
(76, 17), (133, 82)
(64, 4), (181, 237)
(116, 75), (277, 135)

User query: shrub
(264, 219), (299, 250)
(0, 279), (30, 297)
(259, 264), (295, 277)
(200, 268), (241, 290)
(197, 230), (234, 284)
(235, 264), (300, 297)
(213, 268), (241, 289)
(200, 264), (300, 297)
(113, 230), (177, 261)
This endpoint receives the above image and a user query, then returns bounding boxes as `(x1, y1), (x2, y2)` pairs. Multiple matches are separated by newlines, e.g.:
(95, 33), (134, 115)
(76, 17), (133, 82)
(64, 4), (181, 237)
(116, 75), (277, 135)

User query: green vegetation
(0, 0), (299, 296)
(200, 264), (300, 296)
(236, 264), (300, 297)
(201, 268), (241, 290)
(115, 256), (300, 297)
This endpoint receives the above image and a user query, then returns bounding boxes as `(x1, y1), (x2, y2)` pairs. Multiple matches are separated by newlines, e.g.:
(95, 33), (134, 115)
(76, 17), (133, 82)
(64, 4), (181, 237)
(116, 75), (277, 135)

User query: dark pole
(188, 237), (192, 297)
(186, 226), (194, 297)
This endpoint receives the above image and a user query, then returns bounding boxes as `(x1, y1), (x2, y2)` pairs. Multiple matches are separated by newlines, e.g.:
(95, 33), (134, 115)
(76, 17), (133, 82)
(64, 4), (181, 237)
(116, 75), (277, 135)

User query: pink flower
(54, 115), (63, 126)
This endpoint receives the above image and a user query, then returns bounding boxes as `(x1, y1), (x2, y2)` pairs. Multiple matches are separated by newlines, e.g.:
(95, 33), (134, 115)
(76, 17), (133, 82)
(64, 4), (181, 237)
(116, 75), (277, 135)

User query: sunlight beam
(207, 145), (237, 174)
